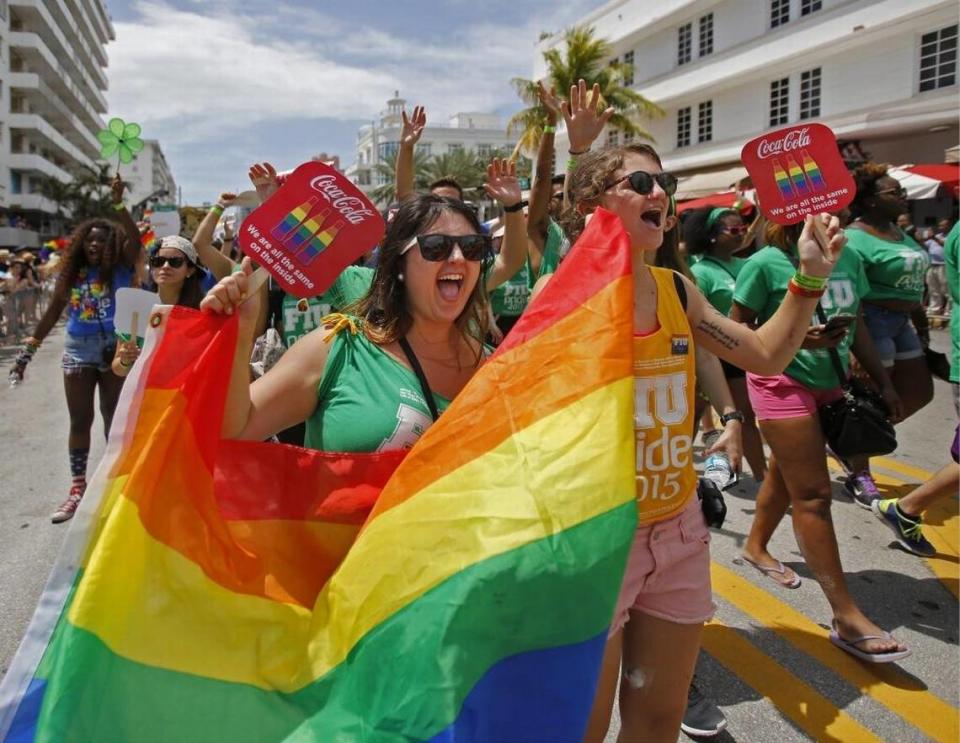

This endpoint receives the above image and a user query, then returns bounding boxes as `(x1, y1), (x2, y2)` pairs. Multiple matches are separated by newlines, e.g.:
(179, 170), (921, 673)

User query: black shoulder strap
(398, 337), (440, 422)
(672, 271), (687, 311)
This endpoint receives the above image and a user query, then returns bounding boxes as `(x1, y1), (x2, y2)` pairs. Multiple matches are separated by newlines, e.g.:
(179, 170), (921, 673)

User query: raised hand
(797, 213), (845, 278)
(218, 192), (238, 207)
(536, 81), (561, 125)
(400, 106), (427, 147)
(248, 162), (279, 202)
(483, 158), (521, 208)
(200, 257), (260, 327)
(561, 79), (614, 153)
(110, 173), (126, 205)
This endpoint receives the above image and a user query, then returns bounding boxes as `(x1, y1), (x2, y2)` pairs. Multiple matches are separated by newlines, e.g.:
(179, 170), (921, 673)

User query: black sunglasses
(149, 255), (187, 269)
(875, 186), (906, 198)
(606, 170), (678, 197)
(405, 234), (492, 262)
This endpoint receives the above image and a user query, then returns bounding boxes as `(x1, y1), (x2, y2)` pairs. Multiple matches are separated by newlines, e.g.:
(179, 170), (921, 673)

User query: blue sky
(104, 0), (599, 204)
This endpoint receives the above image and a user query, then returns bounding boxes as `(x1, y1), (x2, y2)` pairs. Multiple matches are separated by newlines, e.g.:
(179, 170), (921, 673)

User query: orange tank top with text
(633, 267), (698, 524)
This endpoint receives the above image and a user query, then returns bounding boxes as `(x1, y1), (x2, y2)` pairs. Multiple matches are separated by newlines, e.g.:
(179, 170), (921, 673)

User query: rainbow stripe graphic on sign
(283, 208), (332, 253)
(270, 197), (319, 241)
(801, 149), (826, 191)
(297, 220), (345, 266)
(773, 158), (794, 200)
(786, 155), (809, 195)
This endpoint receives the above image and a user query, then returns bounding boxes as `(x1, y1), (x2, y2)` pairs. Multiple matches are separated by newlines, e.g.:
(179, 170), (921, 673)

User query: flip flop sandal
(740, 555), (802, 588)
(829, 622), (912, 664)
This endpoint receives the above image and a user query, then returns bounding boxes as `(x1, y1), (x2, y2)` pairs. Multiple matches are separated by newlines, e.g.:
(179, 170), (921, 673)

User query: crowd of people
(5, 79), (958, 741)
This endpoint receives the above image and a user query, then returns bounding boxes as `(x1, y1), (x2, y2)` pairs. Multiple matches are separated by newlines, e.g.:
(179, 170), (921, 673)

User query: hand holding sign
(237, 161), (385, 298)
(797, 213), (845, 278)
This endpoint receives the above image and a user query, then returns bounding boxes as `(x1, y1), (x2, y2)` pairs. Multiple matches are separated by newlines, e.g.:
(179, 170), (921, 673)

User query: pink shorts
(746, 372), (843, 421)
(610, 497), (715, 635)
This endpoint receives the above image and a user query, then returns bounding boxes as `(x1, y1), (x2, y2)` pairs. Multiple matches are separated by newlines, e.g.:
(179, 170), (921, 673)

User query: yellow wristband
(112, 202), (125, 211)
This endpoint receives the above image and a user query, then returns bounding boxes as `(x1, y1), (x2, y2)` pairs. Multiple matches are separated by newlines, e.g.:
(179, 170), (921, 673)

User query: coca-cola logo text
(309, 175), (375, 225)
(756, 128), (811, 160)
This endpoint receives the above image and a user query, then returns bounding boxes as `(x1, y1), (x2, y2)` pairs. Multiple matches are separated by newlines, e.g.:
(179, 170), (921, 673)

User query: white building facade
(535, 0), (958, 189)
(0, 0), (113, 229)
(111, 139), (178, 211)
(346, 92), (516, 198)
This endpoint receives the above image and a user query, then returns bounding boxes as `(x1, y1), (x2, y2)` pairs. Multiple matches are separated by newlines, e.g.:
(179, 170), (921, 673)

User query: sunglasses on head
(606, 170), (678, 197)
(875, 186), (906, 197)
(402, 233), (492, 262)
(149, 255), (187, 269)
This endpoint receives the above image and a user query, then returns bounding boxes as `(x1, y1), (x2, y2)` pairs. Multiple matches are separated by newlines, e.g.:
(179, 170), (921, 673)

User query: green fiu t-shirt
(304, 322), (451, 453)
(490, 261), (531, 317)
(844, 226), (929, 304)
(733, 245), (870, 390)
(280, 293), (333, 348)
(944, 223), (959, 384)
(690, 256), (745, 317)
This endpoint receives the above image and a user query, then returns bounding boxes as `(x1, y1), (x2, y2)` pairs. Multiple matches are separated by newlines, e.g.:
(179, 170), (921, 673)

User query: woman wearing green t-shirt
(203, 163), (523, 454)
(684, 206), (766, 482)
(731, 221), (906, 663)
(842, 163), (933, 505)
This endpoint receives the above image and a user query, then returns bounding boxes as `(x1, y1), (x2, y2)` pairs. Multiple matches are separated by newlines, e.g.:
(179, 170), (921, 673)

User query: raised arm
(687, 213), (846, 375)
(200, 258), (330, 440)
(110, 174), (143, 267)
(561, 79), (614, 210)
(248, 162), (280, 204)
(482, 158), (526, 291)
(193, 192), (238, 281)
(395, 105), (426, 202)
(527, 82), (560, 266)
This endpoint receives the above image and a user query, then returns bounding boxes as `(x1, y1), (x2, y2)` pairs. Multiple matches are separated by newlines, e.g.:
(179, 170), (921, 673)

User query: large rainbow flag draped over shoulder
(0, 210), (638, 742)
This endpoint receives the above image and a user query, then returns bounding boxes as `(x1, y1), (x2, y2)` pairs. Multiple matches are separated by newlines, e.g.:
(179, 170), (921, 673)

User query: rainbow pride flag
(0, 209), (638, 742)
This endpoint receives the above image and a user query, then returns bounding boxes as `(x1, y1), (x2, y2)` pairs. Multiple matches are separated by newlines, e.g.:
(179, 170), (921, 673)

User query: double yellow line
(705, 457), (959, 741)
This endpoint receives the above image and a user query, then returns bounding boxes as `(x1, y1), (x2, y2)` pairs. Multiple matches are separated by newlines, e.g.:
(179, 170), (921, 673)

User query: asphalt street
(0, 322), (957, 742)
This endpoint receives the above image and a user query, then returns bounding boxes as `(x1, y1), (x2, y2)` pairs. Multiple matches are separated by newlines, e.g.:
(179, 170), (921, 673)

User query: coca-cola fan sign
(741, 123), (855, 225)
(238, 162), (385, 298)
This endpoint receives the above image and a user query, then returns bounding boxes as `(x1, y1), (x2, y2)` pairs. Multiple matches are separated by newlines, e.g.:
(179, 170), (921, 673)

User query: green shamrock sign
(97, 118), (145, 166)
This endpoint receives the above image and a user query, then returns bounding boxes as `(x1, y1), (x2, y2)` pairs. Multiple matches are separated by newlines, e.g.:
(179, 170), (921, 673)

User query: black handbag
(815, 305), (897, 458)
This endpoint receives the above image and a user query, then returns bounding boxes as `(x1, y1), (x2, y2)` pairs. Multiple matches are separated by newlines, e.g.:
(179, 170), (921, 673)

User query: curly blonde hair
(559, 143), (663, 243)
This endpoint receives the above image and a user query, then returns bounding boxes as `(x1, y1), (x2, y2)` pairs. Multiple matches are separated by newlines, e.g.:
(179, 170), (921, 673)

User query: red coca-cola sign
(238, 161), (385, 298)
(741, 123), (855, 226)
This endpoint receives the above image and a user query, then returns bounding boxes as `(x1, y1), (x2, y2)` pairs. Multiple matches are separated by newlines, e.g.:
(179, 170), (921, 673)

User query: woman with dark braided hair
(841, 163), (931, 506)
(15, 175), (142, 523)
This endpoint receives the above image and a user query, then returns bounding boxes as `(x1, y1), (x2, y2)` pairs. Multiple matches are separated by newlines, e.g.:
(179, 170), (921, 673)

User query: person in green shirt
(731, 220), (905, 663)
(684, 206), (766, 482)
(203, 164), (523, 457)
(842, 163), (934, 504)
(871, 222), (960, 557)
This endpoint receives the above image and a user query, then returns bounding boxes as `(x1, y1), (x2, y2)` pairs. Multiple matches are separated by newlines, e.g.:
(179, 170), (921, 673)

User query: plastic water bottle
(702, 430), (735, 490)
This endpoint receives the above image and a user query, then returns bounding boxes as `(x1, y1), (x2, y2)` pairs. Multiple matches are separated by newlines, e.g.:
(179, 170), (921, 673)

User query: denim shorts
(62, 333), (114, 373)
(862, 304), (924, 367)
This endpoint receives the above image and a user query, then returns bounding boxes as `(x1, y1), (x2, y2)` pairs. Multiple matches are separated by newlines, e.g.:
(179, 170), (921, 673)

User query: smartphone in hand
(822, 313), (856, 333)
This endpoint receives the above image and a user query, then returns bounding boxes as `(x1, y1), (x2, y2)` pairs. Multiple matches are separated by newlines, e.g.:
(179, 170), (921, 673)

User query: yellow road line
(711, 562), (959, 742)
(871, 456), (934, 483)
(702, 620), (881, 743)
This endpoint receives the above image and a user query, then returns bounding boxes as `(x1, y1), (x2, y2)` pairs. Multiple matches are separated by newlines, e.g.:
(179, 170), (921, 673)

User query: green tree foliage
(508, 24), (663, 157)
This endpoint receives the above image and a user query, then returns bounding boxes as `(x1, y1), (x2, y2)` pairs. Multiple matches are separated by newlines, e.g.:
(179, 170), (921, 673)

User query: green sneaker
(871, 499), (935, 557)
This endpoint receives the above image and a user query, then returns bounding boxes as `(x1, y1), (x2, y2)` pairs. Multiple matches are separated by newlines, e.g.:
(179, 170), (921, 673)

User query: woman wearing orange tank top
(558, 79), (850, 743)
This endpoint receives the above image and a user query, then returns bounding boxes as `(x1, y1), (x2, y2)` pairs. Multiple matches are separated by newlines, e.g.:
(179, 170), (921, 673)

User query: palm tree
(370, 149), (432, 206)
(423, 150), (488, 200)
(508, 24), (664, 157)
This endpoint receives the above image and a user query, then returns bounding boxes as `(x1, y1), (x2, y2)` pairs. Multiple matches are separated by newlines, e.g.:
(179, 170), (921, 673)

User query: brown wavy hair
(559, 143), (663, 243)
(763, 221), (803, 253)
(55, 218), (131, 301)
(349, 194), (489, 359)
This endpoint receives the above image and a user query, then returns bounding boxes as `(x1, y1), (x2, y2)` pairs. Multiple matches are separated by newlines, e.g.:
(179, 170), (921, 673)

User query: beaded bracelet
(787, 278), (825, 298)
(792, 272), (828, 291)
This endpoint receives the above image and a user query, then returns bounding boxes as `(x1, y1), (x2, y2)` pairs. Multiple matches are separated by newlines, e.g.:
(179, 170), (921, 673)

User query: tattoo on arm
(696, 317), (740, 351)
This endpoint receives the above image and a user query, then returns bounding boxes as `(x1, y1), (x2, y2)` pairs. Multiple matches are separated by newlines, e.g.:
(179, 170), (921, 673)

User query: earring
(398, 273), (404, 282)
